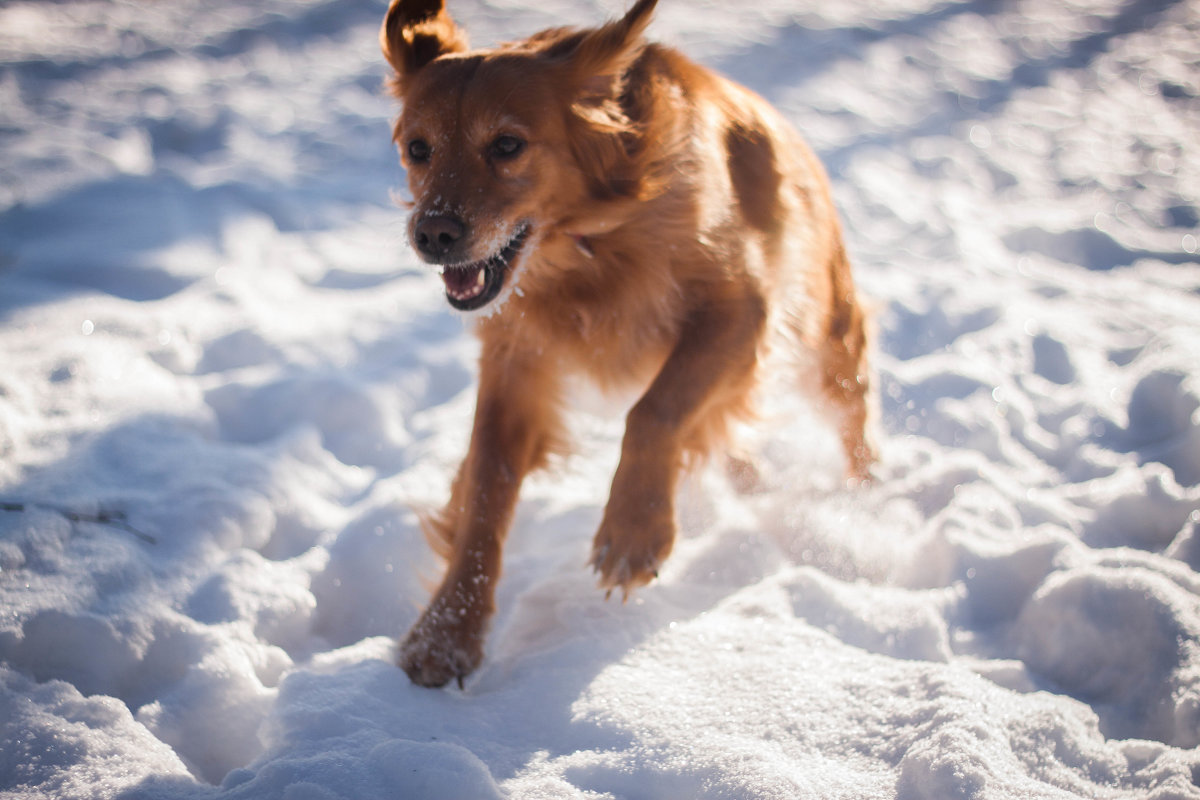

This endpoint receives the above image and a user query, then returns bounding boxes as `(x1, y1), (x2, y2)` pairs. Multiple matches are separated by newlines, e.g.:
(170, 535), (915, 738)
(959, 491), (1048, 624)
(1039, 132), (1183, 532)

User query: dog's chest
(504, 283), (676, 394)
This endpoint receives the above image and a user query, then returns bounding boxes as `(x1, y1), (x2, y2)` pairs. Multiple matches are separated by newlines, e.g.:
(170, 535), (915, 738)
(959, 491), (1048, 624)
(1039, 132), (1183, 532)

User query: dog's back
(524, 38), (872, 467)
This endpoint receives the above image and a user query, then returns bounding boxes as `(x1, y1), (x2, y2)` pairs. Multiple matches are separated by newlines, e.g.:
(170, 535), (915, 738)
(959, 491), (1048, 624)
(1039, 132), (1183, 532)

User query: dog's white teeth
(445, 266), (487, 301)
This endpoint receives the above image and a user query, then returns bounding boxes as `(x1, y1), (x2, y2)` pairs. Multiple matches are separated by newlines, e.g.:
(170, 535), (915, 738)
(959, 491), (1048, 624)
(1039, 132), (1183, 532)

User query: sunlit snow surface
(2, 0), (1199, 797)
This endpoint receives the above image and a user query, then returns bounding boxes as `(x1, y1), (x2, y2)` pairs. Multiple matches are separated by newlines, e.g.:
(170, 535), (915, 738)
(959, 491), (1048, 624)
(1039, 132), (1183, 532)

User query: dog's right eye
(490, 135), (525, 160)
(407, 139), (432, 163)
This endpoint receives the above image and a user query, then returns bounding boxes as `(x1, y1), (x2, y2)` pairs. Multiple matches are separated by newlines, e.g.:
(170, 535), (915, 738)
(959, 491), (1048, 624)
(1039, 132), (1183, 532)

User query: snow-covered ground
(2, 0), (1199, 797)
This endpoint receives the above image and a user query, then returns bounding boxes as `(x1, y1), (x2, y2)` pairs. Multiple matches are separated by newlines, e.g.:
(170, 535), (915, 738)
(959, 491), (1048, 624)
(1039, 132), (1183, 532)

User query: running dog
(381, 0), (875, 688)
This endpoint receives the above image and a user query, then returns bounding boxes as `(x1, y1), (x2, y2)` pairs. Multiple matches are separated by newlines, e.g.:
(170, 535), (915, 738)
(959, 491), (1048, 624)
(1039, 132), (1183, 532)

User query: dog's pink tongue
(442, 264), (485, 301)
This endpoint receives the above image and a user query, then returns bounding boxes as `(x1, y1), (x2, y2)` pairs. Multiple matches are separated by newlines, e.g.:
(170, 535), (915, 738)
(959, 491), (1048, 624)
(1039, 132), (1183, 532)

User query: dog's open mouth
(439, 224), (530, 311)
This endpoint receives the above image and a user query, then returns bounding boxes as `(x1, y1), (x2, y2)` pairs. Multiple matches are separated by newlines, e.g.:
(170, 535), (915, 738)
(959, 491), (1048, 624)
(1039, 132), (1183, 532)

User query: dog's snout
(414, 214), (466, 261)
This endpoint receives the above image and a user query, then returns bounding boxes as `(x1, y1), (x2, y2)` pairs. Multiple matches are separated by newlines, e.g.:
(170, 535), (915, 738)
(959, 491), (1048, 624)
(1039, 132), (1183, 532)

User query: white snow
(2, 0), (1199, 797)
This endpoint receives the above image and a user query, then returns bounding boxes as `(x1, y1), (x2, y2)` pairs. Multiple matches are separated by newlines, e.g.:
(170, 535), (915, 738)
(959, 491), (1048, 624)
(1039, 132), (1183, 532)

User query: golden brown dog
(381, 0), (875, 688)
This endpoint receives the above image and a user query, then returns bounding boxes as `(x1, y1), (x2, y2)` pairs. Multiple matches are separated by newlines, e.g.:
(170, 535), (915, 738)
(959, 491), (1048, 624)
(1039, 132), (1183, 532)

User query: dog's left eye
(490, 135), (525, 160)
(407, 139), (432, 163)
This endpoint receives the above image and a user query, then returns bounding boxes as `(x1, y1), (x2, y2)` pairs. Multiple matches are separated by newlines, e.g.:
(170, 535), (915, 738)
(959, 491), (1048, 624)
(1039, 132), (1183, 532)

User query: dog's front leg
(400, 356), (559, 688)
(591, 290), (766, 598)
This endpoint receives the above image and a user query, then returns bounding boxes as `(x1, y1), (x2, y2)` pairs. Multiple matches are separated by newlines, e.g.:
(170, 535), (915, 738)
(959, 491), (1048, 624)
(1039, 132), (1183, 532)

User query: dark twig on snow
(0, 500), (157, 544)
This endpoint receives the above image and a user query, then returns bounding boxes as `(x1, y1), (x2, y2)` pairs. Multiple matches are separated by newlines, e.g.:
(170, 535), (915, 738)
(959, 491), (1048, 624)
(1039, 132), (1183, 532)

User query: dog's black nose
(413, 214), (466, 261)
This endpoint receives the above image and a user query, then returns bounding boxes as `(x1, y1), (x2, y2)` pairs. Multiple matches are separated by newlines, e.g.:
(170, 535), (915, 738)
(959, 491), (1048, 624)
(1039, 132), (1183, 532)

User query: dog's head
(381, 0), (659, 311)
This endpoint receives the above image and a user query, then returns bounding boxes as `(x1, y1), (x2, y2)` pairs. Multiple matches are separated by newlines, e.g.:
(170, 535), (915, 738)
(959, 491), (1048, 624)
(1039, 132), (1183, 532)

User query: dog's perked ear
(380, 0), (469, 94)
(549, 0), (658, 103)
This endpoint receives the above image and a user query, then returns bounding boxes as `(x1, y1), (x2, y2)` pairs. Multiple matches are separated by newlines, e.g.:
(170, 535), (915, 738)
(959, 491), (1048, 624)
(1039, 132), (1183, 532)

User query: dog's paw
(726, 454), (766, 494)
(398, 604), (484, 689)
(845, 442), (877, 486)
(589, 506), (675, 601)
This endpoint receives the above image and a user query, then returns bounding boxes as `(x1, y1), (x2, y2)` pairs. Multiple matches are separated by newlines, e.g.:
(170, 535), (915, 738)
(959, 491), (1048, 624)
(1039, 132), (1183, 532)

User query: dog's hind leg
(816, 277), (876, 484)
